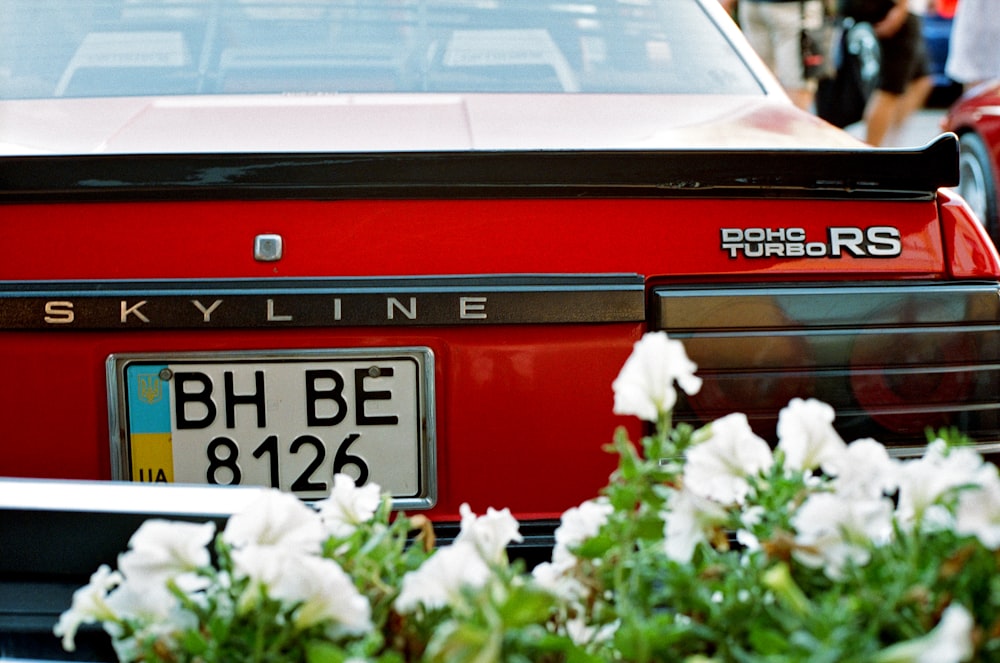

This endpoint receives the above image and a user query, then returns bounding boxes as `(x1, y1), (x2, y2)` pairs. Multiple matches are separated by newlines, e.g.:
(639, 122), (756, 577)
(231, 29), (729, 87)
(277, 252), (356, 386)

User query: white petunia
(683, 413), (773, 505)
(394, 542), (491, 613)
(824, 438), (899, 499)
(915, 603), (975, 663)
(875, 603), (974, 663)
(897, 441), (986, 529)
(222, 488), (325, 554)
(103, 579), (198, 663)
(454, 503), (523, 564)
(565, 616), (619, 647)
(792, 492), (894, 579)
(735, 505), (766, 551)
(531, 560), (587, 602)
(551, 498), (614, 565)
(53, 564), (123, 652)
(285, 555), (372, 635)
(662, 487), (730, 563)
(105, 578), (199, 659)
(776, 398), (847, 473)
(612, 331), (702, 422)
(116, 519), (215, 591)
(954, 463), (1000, 549)
(315, 473), (383, 538)
(231, 546), (371, 634)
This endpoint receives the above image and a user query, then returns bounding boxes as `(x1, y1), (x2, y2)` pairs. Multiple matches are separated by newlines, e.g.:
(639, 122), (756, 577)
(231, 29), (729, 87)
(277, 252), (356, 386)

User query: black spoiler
(0, 133), (959, 202)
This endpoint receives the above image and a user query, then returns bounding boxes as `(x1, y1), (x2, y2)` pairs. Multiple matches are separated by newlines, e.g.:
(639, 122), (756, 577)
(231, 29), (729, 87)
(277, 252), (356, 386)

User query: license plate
(107, 348), (436, 508)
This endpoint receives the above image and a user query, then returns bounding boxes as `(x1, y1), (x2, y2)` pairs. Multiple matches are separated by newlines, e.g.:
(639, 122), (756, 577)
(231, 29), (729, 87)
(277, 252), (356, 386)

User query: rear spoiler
(0, 134), (959, 202)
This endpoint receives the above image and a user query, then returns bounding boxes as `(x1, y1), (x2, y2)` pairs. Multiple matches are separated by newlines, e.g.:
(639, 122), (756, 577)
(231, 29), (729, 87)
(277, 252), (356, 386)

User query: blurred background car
(944, 79), (1000, 244)
(921, 0), (963, 107)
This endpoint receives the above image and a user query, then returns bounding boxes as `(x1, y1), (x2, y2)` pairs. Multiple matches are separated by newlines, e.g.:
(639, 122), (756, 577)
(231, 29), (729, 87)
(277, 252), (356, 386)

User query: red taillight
(679, 298), (815, 439)
(850, 328), (978, 434)
(656, 283), (1000, 450)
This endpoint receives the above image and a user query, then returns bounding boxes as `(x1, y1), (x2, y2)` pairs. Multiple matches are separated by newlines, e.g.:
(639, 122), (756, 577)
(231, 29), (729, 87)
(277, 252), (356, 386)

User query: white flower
(230, 544), (294, 601)
(662, 487), (730, 563)
(552, 498), (614, 565)
(103, 579), (198, 661)
(736, 505), (765, 551)
(315, 474), (383, 538)
(222, 489), (325, 554)
(683, 413), (773, 505)
(875, 603), (974, 663)
(897, 441), (986, 528)
(612, 331), (702, 422)
(394, 542), (491, 613)
(230, 546), (372, 634)
(286, 555), (372, 634)
(455, 503), (523, 564)
(565, 616), (619, 647)
(825, 438), (899, 499)
(531, 560), (587, 602)
(955, 463), (1000, 549)
(53, 564), (123, 652)
(116, 519), (215, 591)
(792, 492), (894, 579)
(776, 398), (847, 473)
(103, 579), (198, 663)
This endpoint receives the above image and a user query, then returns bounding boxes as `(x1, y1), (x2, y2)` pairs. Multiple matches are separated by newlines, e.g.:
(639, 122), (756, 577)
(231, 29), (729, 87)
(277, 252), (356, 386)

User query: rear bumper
(0, 478), (558, 662)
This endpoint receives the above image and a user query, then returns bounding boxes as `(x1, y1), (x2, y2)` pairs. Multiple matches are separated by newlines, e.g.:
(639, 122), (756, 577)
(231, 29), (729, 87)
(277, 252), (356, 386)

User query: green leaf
(177, 629), (210, 656)
(305, 641), (348, 663)
(426, 621), (502, 663)
(498, 584), (557, 627)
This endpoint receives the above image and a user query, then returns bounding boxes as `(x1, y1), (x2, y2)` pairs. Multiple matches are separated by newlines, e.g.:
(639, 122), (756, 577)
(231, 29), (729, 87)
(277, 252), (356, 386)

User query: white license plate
(108, 349), (435, 508)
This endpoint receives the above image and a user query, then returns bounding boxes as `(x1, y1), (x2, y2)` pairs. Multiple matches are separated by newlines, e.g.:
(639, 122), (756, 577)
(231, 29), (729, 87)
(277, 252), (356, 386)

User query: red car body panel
(0, 0), (998, 535)
(939, 187), (1000, 276)
(944, 81), (1000, 241)
(2, 188), (997, 521)
(946, 82), (1000, 162)
(3, 4), (1000, 658)
(0, 198), (952, 280)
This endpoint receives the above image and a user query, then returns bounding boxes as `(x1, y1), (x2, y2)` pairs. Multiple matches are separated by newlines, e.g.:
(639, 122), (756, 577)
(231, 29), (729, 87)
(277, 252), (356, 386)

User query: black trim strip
(0, 274), (645, 329)
(0, 135), (959, 202)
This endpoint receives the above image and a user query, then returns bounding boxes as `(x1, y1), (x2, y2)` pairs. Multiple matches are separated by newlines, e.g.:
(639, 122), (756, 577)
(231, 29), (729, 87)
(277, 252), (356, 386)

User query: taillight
(655, 283), (1000, 455)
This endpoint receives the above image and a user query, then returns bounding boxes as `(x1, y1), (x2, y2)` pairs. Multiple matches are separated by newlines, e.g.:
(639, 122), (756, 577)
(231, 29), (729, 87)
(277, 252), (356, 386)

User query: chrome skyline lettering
(40, 296), (490, 325)
(1, 283), (645, 329)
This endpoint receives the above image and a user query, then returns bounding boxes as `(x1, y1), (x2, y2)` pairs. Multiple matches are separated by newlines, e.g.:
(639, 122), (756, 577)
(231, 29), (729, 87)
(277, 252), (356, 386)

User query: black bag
(838, 0), (894, 22)
(801, 17), (838, 80)
(815, 19), (881, 128)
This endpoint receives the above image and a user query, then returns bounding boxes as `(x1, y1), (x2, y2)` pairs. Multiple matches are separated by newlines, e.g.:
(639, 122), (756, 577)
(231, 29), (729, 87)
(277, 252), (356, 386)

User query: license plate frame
(107, 348), (436, 509)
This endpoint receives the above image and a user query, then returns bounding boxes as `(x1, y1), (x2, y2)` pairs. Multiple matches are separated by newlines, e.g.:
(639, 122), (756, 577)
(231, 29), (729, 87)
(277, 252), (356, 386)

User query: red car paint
(1, 0), (998, 536)
(945, 80), (1000, 243)
(2, 190), (997, 522)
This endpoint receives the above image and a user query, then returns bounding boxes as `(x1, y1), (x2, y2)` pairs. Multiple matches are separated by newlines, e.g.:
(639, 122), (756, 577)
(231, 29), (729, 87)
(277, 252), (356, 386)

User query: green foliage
(55, 332), (1000, 662)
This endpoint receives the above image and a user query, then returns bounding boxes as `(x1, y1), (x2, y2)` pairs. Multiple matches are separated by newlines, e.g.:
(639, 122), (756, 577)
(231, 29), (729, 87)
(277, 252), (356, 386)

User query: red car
(1, 0), (998, 551)
(945, 80), (1000, 245)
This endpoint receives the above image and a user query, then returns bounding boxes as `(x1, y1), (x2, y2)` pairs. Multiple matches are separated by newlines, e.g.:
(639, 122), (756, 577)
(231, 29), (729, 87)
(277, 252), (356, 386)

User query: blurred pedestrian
(738, 0), (827, 110)
(844, 0), (933, 145)
(945, 0), (1000, 89)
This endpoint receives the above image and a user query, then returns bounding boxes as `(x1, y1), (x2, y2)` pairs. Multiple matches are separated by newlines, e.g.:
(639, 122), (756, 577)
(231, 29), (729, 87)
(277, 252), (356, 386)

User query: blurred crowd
(719, 0), (1000, 146)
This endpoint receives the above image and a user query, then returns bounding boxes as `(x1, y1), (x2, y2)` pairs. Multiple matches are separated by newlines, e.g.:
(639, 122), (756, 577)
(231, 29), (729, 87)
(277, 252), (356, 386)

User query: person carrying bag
(814, 10), (881, 128)
(738, 0), (829, 110)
